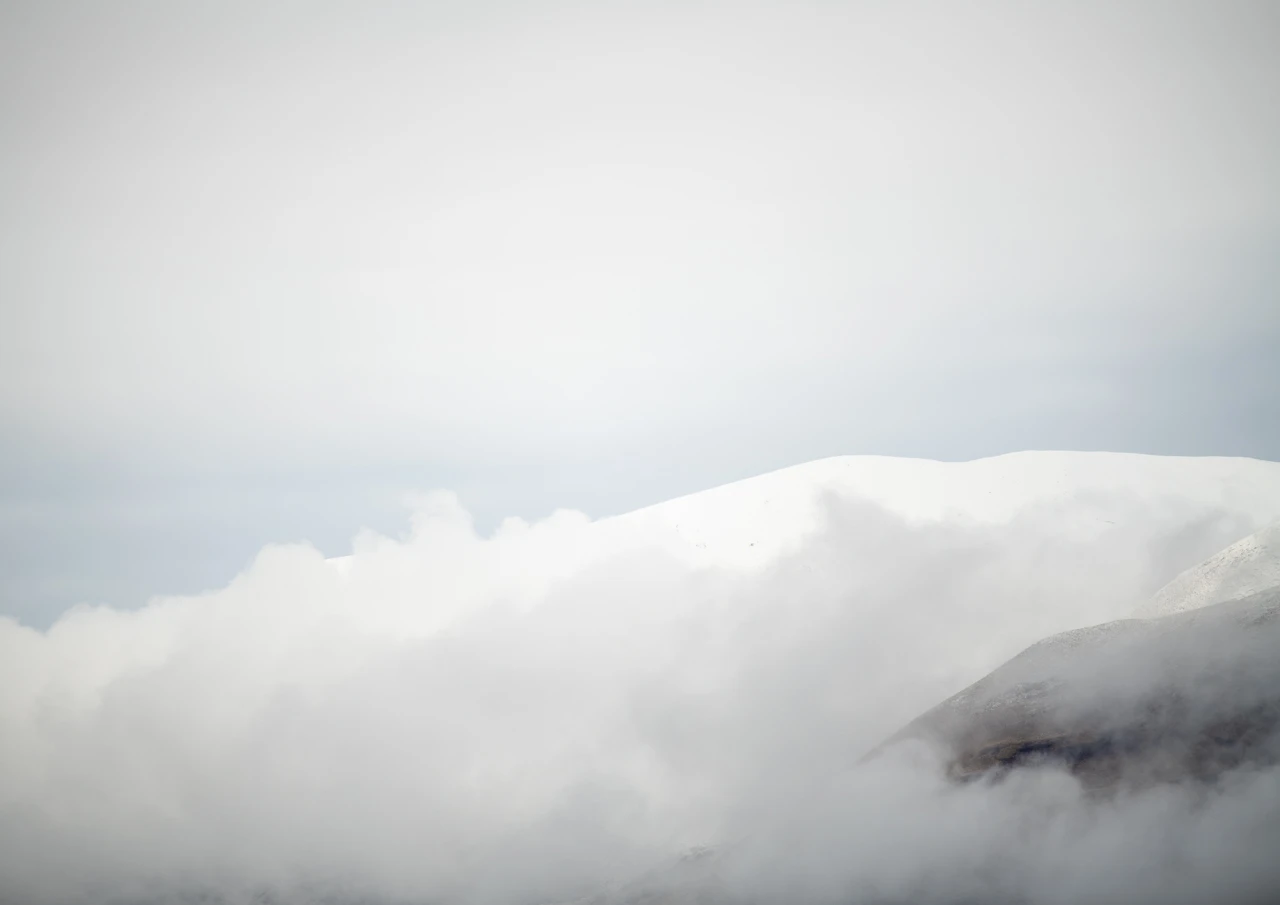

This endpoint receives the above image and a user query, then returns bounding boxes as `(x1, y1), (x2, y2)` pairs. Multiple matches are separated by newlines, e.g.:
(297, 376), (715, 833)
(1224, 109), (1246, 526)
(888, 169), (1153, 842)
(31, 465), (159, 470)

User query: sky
(2, 0), (1280, 625)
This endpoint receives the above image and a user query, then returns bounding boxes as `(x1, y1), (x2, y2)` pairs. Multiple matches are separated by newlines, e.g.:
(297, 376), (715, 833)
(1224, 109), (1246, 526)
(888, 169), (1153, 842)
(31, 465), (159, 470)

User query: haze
(3, 4), (1280, 901)
(3, 1), (1280, 624)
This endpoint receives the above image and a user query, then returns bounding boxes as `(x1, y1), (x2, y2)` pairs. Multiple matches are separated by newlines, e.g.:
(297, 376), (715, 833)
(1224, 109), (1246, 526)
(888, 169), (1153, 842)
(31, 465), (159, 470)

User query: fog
(5, 0), (1280, 899)
(2, 489), (1278, 904)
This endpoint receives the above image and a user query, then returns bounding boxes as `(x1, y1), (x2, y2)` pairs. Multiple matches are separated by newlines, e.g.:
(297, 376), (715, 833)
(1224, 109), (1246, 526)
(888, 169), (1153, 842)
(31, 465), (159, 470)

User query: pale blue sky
(2, 0), (1278, 626)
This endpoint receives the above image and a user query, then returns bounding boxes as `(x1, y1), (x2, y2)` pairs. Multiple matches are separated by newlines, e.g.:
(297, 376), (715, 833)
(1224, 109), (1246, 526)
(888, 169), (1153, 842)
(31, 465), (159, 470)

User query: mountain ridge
(328, 451), (1280, 579)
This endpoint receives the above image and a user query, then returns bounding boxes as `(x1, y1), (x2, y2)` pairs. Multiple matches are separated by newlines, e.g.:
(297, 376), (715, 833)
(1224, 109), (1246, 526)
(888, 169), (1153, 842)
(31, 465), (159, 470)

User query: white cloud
(2, 453), (1279, 902)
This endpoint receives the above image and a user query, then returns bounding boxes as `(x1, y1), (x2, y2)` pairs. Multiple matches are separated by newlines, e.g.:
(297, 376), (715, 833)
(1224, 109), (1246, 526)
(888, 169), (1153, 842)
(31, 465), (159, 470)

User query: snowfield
(1138, 521), (1280, 618)
(322, 450), (1280, 590)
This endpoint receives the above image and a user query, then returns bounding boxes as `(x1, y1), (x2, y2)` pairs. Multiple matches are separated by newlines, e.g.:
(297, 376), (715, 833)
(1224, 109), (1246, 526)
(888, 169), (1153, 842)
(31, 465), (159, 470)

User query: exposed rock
(867, 588), (1280, 791)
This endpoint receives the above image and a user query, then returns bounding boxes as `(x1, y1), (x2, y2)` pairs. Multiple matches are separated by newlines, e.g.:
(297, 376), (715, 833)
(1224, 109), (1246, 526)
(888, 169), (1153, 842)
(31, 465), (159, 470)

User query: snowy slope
(1136, 521), (1280, 618)
(592, 452), (1280, 570)
(328, 451), (1280, 577)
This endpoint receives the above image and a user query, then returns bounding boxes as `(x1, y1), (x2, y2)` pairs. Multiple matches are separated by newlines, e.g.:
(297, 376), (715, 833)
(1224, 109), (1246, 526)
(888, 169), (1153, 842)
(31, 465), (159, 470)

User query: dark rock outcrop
(866, 588), (1280, 791)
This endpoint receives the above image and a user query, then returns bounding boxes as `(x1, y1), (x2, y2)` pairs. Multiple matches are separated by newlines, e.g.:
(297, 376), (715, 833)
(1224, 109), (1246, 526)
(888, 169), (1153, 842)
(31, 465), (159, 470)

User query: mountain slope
(328, 451), (1280, 577)
(870, 504), (1280, 794)
(594, 452), (1280, 571)
(1136, 521), (1280, 618)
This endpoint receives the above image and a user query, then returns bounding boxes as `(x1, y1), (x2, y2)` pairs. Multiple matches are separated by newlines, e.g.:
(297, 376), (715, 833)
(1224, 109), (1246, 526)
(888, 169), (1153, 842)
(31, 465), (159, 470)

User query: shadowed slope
(868, 589), (1280, 790)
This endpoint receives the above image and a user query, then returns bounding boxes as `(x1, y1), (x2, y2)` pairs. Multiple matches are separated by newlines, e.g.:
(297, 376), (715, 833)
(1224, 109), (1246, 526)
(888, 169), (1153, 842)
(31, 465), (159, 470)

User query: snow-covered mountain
(870, 588), (1280, 785)
(10, 451), (1280, 905)
(1136, 521), (1280, 618)
(872, 518), (1280, 789)
(593, 452), (1280, 572)
(330, 451), (1280, 581)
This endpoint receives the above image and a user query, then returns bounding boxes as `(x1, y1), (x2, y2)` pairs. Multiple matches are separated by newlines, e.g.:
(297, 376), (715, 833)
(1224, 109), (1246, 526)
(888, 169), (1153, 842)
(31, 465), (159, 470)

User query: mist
(4, 0), (1280, 626)
(4, 0), (1280, 900)
(2, 486), (1278, 904)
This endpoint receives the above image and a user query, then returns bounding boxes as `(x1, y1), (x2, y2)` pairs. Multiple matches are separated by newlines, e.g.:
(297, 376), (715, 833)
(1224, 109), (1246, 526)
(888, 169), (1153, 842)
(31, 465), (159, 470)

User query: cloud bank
(3, 460), (1280, 903)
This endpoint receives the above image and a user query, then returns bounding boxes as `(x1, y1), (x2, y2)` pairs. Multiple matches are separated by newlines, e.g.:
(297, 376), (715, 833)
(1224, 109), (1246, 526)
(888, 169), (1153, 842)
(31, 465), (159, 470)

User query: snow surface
(329, 451), (1280, 580)
(1136, 521), (1280, 618)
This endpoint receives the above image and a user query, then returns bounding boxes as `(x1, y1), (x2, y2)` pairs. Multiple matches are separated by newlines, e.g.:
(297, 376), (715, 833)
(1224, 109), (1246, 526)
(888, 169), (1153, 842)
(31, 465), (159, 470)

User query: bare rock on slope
(867, 588), (1280, 790)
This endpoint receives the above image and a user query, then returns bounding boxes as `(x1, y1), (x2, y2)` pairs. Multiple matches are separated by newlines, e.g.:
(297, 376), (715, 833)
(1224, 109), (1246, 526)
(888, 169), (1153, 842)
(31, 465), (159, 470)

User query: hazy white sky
(2, 1), (1279, 622)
